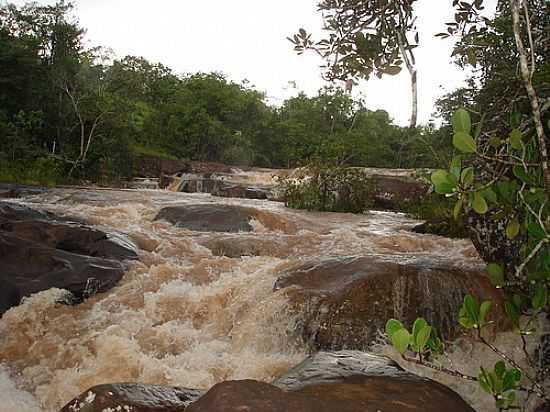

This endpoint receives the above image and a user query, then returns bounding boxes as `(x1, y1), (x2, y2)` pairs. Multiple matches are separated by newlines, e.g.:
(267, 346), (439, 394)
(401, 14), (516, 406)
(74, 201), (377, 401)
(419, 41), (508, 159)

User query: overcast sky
(9, 0), (496, 126)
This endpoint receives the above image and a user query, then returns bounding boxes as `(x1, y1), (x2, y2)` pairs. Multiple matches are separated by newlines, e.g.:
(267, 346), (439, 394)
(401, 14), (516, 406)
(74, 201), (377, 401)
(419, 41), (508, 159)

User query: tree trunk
(409, 68), (418, 129)
(511, 0), (550, 189)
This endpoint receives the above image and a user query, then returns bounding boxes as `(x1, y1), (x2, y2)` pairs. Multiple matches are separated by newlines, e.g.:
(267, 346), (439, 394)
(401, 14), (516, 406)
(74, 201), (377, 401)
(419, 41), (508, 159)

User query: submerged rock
(275, 256), (507, 350)
(188, 351), (474, 412)
(0, 201), (138, 315)
(60, 383), (204, 412)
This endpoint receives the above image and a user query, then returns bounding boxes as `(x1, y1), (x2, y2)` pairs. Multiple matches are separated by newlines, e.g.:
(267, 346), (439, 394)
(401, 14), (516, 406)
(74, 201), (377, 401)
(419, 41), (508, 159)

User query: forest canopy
(0, 1), (452, 184)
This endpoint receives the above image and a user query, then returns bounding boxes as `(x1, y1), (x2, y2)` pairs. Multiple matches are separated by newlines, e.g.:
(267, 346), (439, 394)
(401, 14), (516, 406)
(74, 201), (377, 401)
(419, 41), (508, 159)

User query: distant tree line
(0, 1), (452, 184)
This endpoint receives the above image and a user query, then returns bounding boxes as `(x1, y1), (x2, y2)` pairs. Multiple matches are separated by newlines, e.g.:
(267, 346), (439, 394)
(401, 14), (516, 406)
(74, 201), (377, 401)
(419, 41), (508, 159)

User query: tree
(386, 1), (550, 411)
(289, 0), (420, 128)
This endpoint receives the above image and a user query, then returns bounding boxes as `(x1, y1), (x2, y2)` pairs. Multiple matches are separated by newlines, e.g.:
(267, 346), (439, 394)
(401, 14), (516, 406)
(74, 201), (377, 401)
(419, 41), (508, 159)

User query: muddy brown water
(0, 187), (482, 411)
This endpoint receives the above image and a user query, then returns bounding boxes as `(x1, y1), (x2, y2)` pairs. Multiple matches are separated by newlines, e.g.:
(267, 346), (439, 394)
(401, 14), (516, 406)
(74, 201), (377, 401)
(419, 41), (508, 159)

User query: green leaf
(478, 367), (494, 394)
(463, 295), (479, 326)
(532, 284), (548, 310)
(415, 325), (432, 353)
(459, 295), (480, 328)
(495, 360), (506, 378)
(512, 166), (531, 184)
(384, 66), (402, 75)
(390, 328), (411, 355)
(487, 263), (504, 286)
(412, 318), (428, 340)
(506, 217), (520, 239)
(450, 156), (462, 180)
(452, 108), (471, 134)
(460, 167), (474, 188)
(509, 129), (522, 150)
(481, 188), (497, 204)
(505, 301), (520, 328)
(431, 170), (456, 194)
(453, 132), (476, 153)
(479, 301), (492, 326)
(453, 198), (464, 220)
(527, 221), (546, 240)
(385, 319), (404, 337)
(472, 192), (488, 214)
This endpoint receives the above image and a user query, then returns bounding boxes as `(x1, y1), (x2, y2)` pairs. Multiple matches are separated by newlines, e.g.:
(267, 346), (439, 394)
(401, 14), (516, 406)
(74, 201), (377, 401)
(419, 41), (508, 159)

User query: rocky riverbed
(0, 178), (538, 411)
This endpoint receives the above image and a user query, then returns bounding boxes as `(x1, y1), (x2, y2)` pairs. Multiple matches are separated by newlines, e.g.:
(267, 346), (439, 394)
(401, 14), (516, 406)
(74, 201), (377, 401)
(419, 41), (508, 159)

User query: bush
(280, 163), (374, 213)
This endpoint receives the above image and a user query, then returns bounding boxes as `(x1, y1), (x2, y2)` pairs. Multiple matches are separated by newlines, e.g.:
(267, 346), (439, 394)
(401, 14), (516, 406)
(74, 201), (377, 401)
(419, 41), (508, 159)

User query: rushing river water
(0, 186), (489, 411)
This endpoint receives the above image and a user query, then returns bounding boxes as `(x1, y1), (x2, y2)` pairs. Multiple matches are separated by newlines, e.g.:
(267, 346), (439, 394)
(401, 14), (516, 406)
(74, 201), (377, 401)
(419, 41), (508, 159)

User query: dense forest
(0, 1), (455, 184)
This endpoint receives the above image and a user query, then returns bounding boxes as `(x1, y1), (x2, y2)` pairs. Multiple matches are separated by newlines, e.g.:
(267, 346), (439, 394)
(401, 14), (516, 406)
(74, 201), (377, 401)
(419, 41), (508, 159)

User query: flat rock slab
(60, 383), (204, 412)
(274, 256), (507, 350)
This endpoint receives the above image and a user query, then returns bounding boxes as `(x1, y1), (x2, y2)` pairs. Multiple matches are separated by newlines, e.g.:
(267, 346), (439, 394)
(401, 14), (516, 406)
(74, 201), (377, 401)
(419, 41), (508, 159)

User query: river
(0, 185), (497, 411)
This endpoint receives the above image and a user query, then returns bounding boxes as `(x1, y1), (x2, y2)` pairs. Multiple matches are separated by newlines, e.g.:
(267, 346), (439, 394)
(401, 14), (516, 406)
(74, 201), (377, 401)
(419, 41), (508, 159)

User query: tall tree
(289, 0), (420, 128)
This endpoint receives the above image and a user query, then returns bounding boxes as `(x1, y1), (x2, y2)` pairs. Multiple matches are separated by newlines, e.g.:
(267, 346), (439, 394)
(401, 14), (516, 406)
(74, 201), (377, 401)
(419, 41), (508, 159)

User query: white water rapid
(0, 185), (504, 411)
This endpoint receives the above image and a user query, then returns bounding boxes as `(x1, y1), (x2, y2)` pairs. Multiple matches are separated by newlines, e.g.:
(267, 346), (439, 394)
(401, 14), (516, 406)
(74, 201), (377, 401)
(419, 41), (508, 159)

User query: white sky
(9, 0), (496, 126)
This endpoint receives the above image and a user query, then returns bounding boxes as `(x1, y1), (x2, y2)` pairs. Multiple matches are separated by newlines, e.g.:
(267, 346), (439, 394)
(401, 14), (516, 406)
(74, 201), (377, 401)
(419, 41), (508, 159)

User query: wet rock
(369, 175), (430, 211)
(0, 220), (138, 261)
(0, 183), (48, 199)
(155, 205), (256, 233)
(273, 350), (475, 412)
(0, 201), (55, 223)
(275, 256), (506, 350)
(60, 383), (204, 412)
(212, 182), (272, 200)
(0, 201), (138, 315)
(0, 232), (126, 315)
(178, 176), (221, 194)
(188, 353), (474, 411)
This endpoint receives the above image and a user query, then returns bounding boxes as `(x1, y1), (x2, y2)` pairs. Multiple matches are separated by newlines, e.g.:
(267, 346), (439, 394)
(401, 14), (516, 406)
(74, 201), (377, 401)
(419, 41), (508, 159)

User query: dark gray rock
(0, 232), (126, 315)
(60, 383), (204, 412)
(154, 205), (257, 233)
(0, 201), (138, 316)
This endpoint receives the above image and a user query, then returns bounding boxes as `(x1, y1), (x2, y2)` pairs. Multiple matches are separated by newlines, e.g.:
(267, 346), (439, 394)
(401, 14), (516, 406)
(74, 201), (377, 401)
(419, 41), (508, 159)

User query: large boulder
(155, 205), (256, 233)
(0, 219), (138, 261)
(155, 205), (297, 234)
(60, 383), (204, 412)
(0, 201), (138, 315)
(188, 351), (474, 412)
(0, 233), (126, 315)
(274, 256), (507, 350)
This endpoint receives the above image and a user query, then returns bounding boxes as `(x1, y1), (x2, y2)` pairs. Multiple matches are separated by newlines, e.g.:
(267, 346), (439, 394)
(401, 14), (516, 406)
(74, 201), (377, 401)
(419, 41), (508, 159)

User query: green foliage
(479, 362), (522, 410)
(385, 318), (444, 358)
(280, 163), (374, 213)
